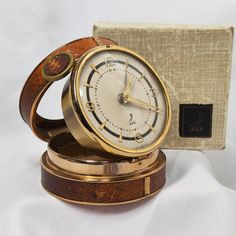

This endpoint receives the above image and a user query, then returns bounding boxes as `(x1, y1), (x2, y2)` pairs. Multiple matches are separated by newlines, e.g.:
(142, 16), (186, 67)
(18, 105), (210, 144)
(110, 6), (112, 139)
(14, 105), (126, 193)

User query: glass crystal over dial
(75, 46), (170, 152)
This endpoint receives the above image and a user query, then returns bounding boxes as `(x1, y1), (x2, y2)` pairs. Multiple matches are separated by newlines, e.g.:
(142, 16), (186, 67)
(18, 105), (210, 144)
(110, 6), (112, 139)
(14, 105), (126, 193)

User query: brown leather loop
(19, 37), (117, 142)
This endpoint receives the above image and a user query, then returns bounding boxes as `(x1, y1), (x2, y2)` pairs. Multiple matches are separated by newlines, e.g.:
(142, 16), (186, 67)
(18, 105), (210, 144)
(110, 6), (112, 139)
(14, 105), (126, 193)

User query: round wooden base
(41, 150), (166, 205)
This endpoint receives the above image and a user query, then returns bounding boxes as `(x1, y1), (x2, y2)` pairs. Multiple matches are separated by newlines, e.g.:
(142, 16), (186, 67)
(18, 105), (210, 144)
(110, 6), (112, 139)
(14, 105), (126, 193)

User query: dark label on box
(179, 104), (213, 138)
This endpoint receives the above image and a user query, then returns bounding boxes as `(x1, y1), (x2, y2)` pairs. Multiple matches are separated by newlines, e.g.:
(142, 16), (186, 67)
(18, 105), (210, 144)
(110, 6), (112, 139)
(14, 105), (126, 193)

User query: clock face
(75, 47), (169, 152)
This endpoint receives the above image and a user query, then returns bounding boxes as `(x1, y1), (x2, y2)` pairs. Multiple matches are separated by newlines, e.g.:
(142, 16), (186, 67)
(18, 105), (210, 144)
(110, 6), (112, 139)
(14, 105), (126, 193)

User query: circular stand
(41, 149), (166, 205)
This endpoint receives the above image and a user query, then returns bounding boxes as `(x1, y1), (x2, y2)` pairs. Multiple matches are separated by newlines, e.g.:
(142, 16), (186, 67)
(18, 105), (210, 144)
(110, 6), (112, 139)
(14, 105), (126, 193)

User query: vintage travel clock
(19, 37), (171, 205)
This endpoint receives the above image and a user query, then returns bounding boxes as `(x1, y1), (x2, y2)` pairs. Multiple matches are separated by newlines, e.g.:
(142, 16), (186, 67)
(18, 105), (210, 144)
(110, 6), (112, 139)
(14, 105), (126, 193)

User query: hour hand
(124, 96), (163, 113)
(123, 76), (133, 97)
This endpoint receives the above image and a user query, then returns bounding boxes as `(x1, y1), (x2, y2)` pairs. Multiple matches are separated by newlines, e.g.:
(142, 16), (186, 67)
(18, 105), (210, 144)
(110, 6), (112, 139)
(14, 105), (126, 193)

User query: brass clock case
(62, 45), (171, 157)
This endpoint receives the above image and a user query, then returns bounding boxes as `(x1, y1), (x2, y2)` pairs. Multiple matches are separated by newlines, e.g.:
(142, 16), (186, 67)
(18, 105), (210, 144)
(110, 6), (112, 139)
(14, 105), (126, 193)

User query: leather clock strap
(19, 37), (117, 142)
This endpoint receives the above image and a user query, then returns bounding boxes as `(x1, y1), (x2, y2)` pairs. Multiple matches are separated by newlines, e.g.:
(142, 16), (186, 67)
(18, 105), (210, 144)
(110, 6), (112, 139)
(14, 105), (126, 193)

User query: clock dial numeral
(148, 123), (156, 133)
(140, 72), (145, 80)
(83, 83), (93, 88)
(125, 58), (128, 70)
(135, 133), (144, 143)
(118, 131), (123, 143)
(105, 56), (115, 67)
(91, 64), (100, 74)
(86, 101), (95, 112)
(150, 87), (158, 97)
(99, 122), (106, 130)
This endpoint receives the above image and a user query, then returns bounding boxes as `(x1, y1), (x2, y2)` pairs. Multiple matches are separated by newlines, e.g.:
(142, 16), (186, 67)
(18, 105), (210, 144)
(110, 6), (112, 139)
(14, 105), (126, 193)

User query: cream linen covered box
(93, 22), (234, 150)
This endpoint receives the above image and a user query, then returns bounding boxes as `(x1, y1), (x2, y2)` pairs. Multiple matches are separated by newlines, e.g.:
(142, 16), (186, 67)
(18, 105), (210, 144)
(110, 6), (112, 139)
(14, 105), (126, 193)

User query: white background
(0, 0), (236, 235)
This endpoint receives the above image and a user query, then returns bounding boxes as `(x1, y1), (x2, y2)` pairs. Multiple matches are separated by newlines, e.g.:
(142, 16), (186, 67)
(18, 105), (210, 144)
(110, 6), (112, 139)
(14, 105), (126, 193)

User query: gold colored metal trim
(62, 45), (171, 157)
(47, 133), (159, 176)
(41, 150), (166, 183)
(144, 177), (151, 196)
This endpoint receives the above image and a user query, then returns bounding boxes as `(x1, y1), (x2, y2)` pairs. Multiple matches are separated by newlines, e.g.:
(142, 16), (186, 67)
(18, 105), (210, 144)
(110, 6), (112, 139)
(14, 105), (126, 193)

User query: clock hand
(124, 96), (163, 113)
(123, 76), (133, 97)
(123, 59), (133, 97)
(123, 60), (128, 92)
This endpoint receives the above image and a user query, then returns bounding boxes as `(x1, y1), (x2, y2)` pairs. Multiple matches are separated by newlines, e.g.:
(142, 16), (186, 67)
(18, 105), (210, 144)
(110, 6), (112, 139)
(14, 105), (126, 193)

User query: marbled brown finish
(43, 53), (70, 76)
(41, 151), (166, 205)
(19, 37), (117, 141)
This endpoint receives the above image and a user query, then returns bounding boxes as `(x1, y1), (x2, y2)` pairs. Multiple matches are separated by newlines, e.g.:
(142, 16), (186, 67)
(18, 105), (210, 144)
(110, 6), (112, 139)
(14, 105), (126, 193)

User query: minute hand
(125, 96), (162, 113)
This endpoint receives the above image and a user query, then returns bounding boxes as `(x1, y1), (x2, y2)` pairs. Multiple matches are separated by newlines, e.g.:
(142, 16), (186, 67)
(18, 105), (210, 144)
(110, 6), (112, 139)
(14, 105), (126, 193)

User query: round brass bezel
(62, 45), (171, 157)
